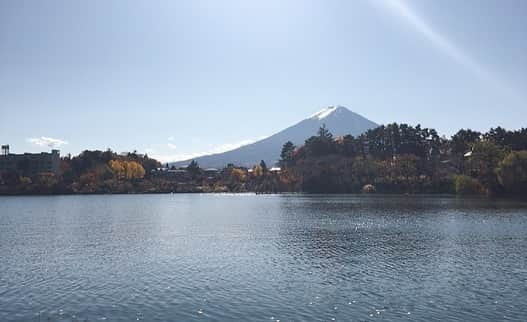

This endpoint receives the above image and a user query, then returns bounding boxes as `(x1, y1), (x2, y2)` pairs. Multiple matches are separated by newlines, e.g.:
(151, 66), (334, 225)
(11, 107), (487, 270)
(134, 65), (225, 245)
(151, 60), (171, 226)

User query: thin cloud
(377, 0), (488, 79)
(27, 136), (68, 148)
(151, 152), (205, 164)
(373, 0), (523, 101)
(152, 136), (268, 163)
(167, 143), (177, 150)
(207, 139), (260, 155)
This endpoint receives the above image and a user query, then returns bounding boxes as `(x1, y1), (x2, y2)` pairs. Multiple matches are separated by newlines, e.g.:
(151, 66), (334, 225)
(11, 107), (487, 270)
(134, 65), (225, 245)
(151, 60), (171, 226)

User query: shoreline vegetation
(1, 124), (526, 198)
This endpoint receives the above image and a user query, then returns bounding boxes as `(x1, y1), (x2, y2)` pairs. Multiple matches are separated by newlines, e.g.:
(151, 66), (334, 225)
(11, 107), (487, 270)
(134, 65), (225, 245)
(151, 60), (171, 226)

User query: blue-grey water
(1, 194), (526, 321)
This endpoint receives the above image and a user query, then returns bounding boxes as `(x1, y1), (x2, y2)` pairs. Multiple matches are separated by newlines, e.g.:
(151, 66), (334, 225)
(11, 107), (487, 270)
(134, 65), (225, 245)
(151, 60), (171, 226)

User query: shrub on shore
(454, 175), (484, 195)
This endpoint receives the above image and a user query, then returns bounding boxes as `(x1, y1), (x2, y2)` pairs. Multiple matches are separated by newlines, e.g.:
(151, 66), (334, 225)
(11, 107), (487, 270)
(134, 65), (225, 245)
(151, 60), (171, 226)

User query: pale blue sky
(1, 0), (526, 161)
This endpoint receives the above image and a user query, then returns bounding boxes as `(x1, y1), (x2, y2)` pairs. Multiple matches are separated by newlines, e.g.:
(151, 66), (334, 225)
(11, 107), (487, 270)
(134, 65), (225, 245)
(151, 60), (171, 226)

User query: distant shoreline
(2, 191), (525, 201)
(2, 124), (526, 199)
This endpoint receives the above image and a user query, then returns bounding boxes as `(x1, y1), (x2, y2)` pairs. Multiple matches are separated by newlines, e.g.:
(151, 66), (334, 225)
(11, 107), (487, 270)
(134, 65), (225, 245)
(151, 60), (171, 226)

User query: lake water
(1, 194), (526, 321)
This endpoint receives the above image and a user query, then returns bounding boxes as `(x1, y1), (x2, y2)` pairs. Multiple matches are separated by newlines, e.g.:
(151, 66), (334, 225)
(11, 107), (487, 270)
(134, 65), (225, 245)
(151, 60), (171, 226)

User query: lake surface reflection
(1, 194), (526, 321)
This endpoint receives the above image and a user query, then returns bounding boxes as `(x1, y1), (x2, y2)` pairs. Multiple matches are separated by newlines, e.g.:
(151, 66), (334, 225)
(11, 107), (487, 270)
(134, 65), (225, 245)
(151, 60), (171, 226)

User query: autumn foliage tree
(109, 160), (145, 179)
(109, 160), (125, 178)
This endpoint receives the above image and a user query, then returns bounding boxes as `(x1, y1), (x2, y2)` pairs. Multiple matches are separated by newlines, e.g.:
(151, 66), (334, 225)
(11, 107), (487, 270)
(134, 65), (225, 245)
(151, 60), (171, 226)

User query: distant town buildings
(150, 166), (222, 182)
(151, 168), (192, 181)
(203, 168), (220, 179)
(119, 151), (145, 158)
(0, 145), (60, 176)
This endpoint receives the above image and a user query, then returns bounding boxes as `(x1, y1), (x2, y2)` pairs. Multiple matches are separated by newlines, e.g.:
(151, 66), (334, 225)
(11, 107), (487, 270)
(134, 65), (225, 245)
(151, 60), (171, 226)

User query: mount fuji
(173, 106), (378, 168)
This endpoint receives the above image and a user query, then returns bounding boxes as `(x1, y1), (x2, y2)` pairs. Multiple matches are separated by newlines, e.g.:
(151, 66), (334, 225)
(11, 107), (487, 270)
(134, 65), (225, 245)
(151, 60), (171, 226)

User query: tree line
(1, 124), (526, 197)
(0, 150), (161, 194)
(277, 124), (527, 196)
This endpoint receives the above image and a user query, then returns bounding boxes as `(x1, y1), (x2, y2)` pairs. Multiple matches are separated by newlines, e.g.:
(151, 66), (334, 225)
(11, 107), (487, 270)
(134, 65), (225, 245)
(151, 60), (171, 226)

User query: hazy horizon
(1, 0), (526, 162)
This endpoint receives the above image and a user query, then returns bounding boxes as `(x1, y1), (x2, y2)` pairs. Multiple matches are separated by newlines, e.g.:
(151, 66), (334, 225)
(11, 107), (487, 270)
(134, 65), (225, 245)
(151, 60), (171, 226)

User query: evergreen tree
(187, 160), (200, 177)
(280, 141), (296, 164)
(451, 129), (481, 154)
(305, 125), (336, 156)
(317, 124), (333, 140)
(259, 160), (267, 172)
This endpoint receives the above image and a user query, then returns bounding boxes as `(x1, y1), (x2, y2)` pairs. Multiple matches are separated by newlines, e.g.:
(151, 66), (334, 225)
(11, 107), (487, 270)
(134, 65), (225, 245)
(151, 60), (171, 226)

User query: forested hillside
(270, 124), (527, 196)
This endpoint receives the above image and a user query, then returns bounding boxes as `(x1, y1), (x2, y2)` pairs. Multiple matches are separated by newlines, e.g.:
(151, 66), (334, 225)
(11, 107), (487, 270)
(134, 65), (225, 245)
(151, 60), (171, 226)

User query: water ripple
(0, 194), (526, 321)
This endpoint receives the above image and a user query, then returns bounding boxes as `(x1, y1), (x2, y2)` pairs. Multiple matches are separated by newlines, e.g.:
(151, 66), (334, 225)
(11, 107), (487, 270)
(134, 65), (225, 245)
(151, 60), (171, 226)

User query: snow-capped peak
(310, 106), (343, 120)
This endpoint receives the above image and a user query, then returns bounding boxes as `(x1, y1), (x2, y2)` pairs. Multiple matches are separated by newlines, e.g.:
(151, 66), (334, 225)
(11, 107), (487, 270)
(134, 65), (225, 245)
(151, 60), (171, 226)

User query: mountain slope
(173, 106), (377, 168)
